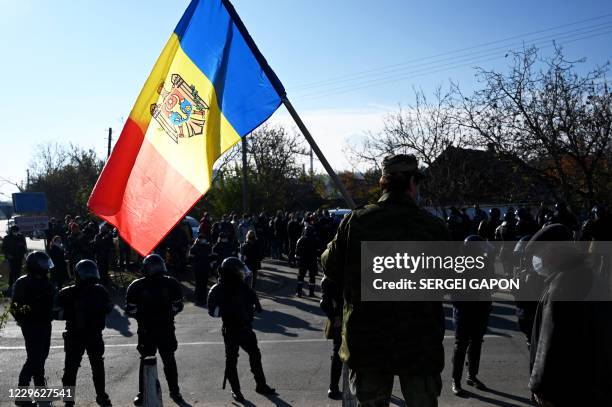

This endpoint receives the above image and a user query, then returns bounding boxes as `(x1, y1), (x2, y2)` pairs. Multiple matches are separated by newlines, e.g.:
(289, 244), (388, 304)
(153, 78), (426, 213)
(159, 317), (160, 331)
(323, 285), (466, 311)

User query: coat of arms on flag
(150, 73), (209, 143)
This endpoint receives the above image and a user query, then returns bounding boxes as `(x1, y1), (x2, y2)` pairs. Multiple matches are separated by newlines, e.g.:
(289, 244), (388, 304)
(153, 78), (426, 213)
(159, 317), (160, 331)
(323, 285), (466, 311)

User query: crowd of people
(1, 208), (343, 406)
(320, 154), (612, 407)
(3, 153), (612, 406)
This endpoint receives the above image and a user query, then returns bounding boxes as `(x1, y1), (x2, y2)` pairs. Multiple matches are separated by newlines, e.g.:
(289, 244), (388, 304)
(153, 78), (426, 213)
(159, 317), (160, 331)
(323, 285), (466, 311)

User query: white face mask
(532, 255), (551, 277)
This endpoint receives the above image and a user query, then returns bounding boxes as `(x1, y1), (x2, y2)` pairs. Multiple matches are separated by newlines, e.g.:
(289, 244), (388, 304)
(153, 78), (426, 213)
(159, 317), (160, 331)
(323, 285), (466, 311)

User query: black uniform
(54, 281), (113, 399)
(450, 239), (494, 394)
(2, 230), (27, 288)
(451, 302), (491, 383)
(126, 274), (184, 398)
(94, 229), (114, 284)
(287, 217), (302, 267)
(48, 243), (69, 288)
(189, 238), (213, 305)
(10, 273), (55, 387)
(167, 226), (189, 275)
(295, 228), (322, 297)
(208, 274), (268, 395)
(240, 239), (262, 287)
(213, 238), (237, 265)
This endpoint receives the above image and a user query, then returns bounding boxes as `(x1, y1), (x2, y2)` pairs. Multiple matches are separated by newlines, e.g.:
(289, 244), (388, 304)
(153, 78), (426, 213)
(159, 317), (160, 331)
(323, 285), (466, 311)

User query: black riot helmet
(142, 254), (167, 276)
(513, 235), (533, 254)
(75, 259), (100, 284)
(219, 257), (251, 282)
(26, 251), (53, 276)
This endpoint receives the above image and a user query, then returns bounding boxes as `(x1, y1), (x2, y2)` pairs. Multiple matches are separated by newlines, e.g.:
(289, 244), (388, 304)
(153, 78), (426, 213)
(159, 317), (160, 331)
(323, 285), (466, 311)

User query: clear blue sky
(1, 0), (611, 198)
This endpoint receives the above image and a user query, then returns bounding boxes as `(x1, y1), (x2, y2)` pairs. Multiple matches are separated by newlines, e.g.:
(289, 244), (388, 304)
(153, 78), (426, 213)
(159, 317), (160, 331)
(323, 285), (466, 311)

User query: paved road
(0, 261), (534, 406)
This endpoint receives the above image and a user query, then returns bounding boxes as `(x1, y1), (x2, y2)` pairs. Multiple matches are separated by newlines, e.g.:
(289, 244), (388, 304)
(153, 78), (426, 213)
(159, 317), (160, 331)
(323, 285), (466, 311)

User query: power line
(294, 21), (612, 95)
(292, 13), (612, 90)
(294, 28), (612, 101)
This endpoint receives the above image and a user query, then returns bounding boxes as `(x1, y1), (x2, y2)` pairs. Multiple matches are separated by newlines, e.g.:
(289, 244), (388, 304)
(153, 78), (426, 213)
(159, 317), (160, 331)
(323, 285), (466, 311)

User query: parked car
(185, 216), (200, 239)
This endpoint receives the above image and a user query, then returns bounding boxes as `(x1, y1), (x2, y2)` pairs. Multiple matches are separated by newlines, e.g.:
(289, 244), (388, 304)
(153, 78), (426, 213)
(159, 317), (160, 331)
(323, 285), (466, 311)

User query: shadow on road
(463, 389), (533, 407)
(254, 308), (321, 337)
(484, 387), (535, 405)
(261, 394), (293, 407)
(105, 306), (133, 337)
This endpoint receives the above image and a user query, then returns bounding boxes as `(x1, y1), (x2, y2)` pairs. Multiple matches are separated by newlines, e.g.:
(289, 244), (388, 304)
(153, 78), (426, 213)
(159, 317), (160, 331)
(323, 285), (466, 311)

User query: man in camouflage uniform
(321, 154), (450, 407)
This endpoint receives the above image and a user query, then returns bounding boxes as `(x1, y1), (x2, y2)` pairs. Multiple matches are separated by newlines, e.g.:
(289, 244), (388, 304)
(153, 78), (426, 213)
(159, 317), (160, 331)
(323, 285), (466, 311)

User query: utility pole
(309, 147), (314, 178)
(241, 137), (249, 213)
(26, 169), (30, 190)
(107, 127), (113, 159)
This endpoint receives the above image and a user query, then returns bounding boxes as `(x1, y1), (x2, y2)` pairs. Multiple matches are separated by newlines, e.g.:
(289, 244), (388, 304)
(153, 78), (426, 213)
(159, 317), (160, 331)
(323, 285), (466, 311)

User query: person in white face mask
(525, 224), (612, 407)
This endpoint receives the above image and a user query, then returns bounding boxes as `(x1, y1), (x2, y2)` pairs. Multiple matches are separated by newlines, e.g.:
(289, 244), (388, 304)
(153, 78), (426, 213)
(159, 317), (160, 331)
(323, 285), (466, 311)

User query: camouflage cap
(381, 154), (423, 177)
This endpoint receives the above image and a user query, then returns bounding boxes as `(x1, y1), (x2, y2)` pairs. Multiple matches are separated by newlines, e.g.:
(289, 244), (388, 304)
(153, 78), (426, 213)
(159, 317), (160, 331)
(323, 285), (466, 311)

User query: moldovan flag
(88, 0), (285, 255)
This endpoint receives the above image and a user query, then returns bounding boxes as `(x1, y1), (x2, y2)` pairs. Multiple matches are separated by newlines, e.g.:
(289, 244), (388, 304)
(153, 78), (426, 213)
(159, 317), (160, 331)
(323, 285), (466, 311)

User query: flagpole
(241, 137), (249, 213)
(282, 97), (356, 210)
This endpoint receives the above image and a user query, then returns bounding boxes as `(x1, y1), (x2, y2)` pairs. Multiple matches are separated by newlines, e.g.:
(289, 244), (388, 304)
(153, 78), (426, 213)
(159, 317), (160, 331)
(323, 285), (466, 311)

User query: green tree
(26, 143), (104, 217)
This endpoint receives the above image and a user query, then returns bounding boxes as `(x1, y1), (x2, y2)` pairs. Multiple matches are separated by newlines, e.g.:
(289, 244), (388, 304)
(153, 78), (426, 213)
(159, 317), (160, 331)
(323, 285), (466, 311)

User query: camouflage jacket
(321, 191), (450, 374)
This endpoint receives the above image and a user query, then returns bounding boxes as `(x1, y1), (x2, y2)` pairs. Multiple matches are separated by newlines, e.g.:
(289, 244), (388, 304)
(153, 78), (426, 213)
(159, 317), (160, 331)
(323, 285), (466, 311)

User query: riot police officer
(319, 276), (343, 399)
(54, 259), (113, 406)
(10, 251), (56, 406)
(207, 257), (276, 402)
(125, 254), (185, 406)
(451, 235), (493, 396)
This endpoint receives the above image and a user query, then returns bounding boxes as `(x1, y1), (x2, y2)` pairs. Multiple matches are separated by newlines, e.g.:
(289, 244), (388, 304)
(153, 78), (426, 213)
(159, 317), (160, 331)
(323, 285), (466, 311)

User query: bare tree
(200, 124), (315, 214)
(345, 86), (472, 207)
(347, 86), (464, 169)
(455, 45), (612, 209)
(26, 142), (103, 216)
(247, 124), (307, 202)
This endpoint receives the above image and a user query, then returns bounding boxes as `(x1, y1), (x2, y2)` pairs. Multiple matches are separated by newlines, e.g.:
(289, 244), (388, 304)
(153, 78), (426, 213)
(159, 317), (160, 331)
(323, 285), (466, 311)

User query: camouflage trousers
(349, 369), (441, 407)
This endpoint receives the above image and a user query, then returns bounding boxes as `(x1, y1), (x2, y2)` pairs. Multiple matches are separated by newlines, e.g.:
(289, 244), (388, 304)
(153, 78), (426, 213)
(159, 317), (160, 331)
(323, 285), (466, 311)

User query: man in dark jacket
(48, 235), (69, 289)
(286, 213), (302, 267)
(94, 223), (115, 286)
(212, 232), (237, 265)
(240, 230), (262, 288)
(3, 225), (27, 290)
(208, 257), (276, 402)
(10, 252), (56, 401)
(189, 233), (213, 305)
(526, 224), (612, 407)
(295, 226), (322, 297)
(126, 254), (185, 406)
(167, 225), (189, 275)
(321, 154), (450, 406)
(450, 235), (493, 396)
(54, 260), (113, 406)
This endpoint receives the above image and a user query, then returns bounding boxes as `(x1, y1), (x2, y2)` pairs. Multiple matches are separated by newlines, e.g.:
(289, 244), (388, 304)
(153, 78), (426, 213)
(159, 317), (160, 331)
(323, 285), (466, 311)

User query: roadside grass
(0, 253), (10, 331)
(0, 253), (8, 293)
